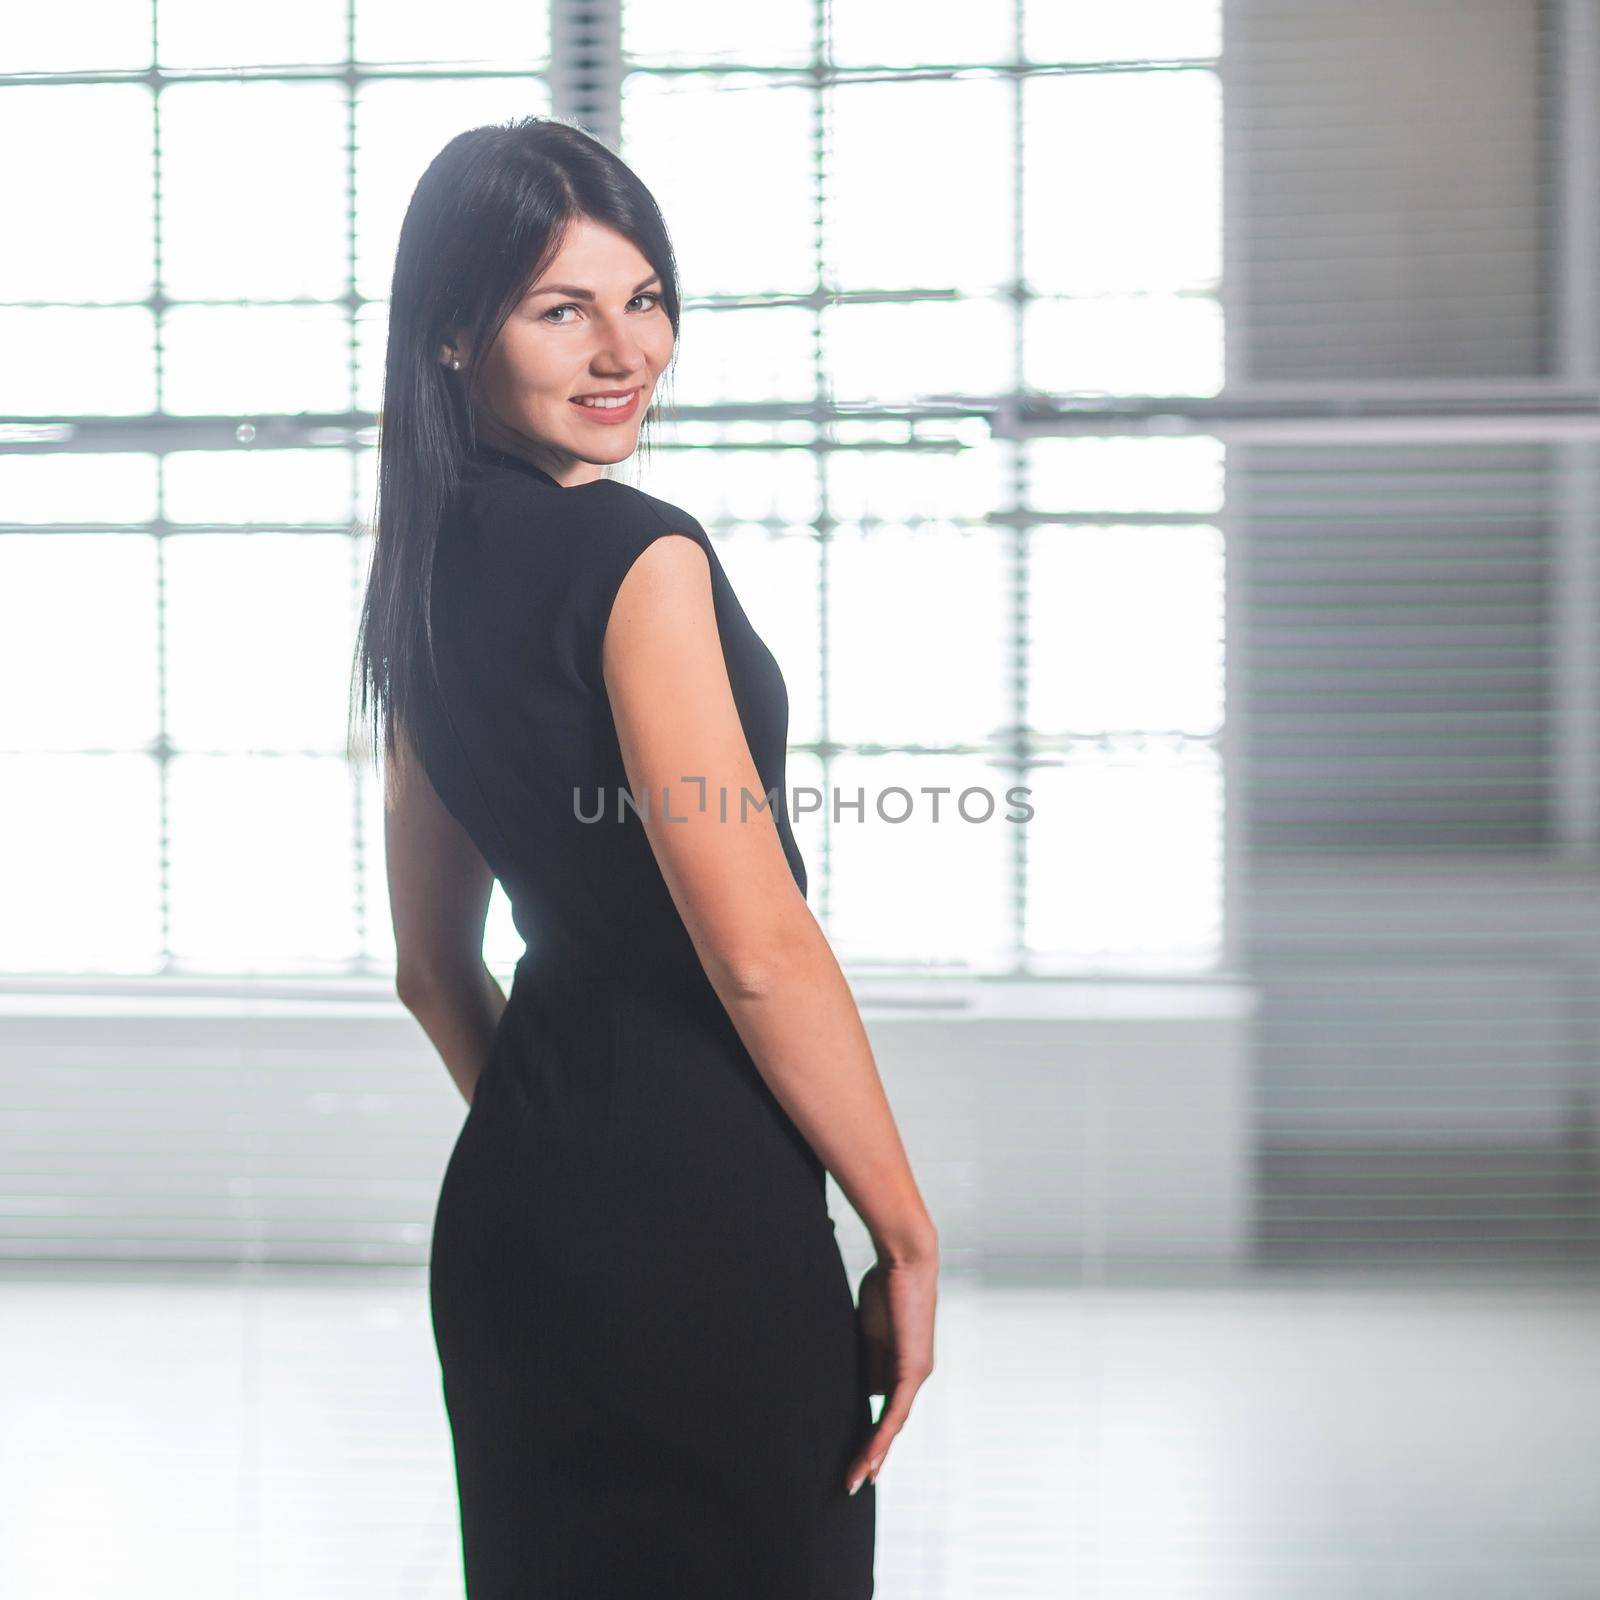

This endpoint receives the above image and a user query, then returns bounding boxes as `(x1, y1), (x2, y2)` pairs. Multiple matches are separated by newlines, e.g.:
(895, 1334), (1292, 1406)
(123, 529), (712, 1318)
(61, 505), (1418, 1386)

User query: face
(443, 215), (674, 486)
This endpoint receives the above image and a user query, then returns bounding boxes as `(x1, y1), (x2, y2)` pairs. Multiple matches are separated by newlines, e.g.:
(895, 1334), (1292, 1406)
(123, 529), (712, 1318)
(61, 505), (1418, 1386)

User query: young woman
(351, 116), (938, 1596)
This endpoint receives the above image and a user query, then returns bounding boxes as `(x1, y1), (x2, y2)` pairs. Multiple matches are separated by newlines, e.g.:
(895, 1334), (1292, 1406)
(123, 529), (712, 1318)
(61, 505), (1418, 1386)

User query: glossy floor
(0, 1264), (1596, 1597)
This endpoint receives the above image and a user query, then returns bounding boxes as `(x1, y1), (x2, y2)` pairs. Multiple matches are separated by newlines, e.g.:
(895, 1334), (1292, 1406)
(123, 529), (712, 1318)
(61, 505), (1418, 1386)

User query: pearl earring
(450, 357), (461, 370)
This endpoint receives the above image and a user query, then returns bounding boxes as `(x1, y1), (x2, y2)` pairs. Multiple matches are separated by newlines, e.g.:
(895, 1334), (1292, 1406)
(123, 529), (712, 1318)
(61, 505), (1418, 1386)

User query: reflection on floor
(1, 1264), (1597, 1598)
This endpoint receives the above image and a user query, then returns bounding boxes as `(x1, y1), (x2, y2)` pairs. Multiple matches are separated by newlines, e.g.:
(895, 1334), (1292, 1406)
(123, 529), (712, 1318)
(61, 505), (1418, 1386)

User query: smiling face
(442, 215), (675, 487)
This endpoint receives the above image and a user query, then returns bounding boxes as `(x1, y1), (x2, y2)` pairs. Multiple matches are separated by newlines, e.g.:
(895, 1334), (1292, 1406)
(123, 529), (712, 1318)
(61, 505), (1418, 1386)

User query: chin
(584, 436), (641, 466)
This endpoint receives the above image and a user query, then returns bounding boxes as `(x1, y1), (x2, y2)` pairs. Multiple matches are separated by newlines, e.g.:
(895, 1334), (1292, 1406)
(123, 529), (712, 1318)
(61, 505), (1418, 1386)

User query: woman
(351, 116), (938, 1597)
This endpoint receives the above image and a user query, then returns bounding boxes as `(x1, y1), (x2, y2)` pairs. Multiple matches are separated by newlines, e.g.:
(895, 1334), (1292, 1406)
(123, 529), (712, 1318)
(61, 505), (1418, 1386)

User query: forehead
(528, 217), (655, 290)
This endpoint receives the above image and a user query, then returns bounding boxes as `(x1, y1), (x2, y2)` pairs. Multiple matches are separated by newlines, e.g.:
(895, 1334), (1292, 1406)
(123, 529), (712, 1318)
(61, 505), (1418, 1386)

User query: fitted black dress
(414, 440), (876, 1597)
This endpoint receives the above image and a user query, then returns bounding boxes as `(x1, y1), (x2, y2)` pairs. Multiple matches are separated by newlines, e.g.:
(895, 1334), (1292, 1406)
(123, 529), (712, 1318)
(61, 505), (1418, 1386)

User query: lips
(569, 387), (642, 425)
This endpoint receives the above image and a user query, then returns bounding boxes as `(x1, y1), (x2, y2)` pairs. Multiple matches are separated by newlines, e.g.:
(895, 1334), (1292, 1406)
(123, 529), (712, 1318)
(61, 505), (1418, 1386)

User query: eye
(540, 292), (660, 325)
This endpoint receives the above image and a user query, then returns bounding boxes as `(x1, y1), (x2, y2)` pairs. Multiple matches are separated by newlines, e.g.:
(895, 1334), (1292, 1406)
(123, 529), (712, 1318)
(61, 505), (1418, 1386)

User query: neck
(472, 419), (603, 489)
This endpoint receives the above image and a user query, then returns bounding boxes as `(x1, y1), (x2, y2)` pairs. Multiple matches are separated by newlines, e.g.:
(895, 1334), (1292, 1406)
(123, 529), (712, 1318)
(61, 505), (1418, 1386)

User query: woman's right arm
(602, 530), (939, 1494)
(386, 719), (507, 1107)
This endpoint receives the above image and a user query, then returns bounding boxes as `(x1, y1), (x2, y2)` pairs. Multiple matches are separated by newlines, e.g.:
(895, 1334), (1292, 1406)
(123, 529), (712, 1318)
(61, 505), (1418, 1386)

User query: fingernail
(868, 1454), (883, 1483)
(847, 1473), (863, 1496)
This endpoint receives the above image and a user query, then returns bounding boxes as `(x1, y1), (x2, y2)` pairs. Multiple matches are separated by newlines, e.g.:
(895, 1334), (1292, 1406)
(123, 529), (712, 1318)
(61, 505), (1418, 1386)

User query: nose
(586, 312), (650, 378)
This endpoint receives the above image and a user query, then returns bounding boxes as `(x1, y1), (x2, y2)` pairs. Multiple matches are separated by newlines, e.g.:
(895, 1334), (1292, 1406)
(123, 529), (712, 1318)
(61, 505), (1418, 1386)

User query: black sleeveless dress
(415, 440), (876, 1597)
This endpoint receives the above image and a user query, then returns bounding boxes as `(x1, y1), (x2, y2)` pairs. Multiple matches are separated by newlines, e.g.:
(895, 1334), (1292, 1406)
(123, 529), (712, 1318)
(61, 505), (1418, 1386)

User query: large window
(0, 2), (1225, 979)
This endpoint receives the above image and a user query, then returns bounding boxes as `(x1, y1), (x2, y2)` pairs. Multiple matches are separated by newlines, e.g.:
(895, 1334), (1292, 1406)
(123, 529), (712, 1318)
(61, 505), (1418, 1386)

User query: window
(0, 1), (1225, 978)
(617, 5), (1226, 973)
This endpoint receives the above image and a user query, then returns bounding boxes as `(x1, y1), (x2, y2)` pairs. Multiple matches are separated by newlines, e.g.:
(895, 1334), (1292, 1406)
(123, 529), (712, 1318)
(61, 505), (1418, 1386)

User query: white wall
(0, 976), (1257, 1272)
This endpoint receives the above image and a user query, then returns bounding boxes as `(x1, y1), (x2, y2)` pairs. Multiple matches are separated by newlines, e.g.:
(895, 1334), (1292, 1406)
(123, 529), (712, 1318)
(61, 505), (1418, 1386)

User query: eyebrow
(526, 272), (662, 301)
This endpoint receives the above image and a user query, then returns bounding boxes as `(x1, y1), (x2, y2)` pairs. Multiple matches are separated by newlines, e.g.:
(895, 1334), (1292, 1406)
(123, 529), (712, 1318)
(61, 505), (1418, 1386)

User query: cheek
(646, 324), (676, 372)
(492, 326), (568, 397)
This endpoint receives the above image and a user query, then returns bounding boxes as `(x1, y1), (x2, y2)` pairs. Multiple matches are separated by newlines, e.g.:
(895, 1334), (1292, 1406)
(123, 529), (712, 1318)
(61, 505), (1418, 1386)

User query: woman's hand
(845, 1237), (939, 1495)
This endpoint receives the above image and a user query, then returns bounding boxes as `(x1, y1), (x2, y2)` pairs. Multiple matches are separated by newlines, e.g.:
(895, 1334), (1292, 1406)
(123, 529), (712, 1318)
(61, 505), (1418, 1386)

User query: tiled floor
(1, 1263), (1597, 1597)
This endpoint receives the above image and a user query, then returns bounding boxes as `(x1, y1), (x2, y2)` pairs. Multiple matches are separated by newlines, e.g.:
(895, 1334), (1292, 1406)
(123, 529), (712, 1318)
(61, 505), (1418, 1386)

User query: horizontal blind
(1238, 440), (1600, 1265)
(1227, 0), (1600, 1268)
(1238, 441), (1554, 853)
(1225, 0), (1552, 383)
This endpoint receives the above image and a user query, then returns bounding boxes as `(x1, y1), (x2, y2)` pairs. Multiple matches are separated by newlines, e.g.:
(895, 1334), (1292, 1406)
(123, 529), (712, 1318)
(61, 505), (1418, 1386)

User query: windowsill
(0, 969), (1258, 1024)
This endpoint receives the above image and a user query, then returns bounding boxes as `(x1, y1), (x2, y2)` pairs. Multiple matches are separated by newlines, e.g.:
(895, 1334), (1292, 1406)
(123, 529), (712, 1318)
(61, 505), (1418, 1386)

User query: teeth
(575, 392), (635, 409)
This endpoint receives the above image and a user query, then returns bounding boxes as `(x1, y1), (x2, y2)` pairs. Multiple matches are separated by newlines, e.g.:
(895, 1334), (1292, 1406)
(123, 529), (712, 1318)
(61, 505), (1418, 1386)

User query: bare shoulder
(607, 522), (713, 631)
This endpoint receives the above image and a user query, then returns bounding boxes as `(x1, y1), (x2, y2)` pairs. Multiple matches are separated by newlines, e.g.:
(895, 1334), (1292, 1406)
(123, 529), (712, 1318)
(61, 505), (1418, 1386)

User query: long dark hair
(347, 114), (682, 789)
